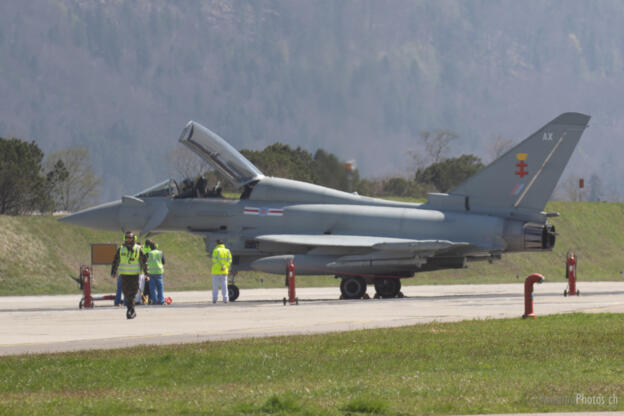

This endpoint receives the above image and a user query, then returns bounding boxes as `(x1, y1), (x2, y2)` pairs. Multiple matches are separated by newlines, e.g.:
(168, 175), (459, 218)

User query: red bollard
(80, 265), (94, 309)
(78, 265), (116, 309)
(283, 258), (298, 305)
(564, 252), (580, 297)
(522, 273), (544, 319)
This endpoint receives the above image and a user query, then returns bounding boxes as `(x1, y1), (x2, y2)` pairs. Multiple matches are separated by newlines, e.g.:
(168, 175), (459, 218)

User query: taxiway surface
(1, 282), (623, 356)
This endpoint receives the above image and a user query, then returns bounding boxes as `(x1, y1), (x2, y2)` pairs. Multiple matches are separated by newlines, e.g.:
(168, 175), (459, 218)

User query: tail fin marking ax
(427, 112), (590, 217)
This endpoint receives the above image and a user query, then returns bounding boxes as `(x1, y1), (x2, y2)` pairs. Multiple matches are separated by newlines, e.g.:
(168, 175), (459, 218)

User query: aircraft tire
(374, 278), (401, 298)
(340, 276), (367, 299)
(228, 284), (240, 302)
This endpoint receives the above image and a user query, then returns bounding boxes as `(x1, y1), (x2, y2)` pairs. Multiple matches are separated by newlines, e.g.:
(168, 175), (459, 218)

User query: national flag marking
(512, 183), (525, 196)
(244, 207), (283, 216)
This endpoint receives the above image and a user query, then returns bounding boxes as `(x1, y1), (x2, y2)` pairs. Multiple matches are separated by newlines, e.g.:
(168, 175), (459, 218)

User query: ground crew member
(146, 239), (166, 305)
(143, 241), (151, 255)
(111, 231), (148, 319)
(136, 241), (151, 304)
(136, 241), (149, 305)
(211, 239), (232, 303)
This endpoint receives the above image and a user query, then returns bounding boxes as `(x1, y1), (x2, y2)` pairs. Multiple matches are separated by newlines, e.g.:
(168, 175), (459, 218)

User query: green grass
(0, 313), (622, 415)
(1, 201), (623, 295)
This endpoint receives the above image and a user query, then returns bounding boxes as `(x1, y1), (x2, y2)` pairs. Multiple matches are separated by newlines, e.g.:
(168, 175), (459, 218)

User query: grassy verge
(1, 201), (623, 295)
(0, 313), (622, 415)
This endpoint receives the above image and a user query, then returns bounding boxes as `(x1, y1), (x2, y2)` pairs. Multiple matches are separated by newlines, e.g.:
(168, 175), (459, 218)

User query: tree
(312, 149), (359, 191)
(414, 154), (484, 193)
(45, 159), (69, 207)
(380, 177), (428, 198)
(0, 137), (52, 214)
(486, 135), (516, 164)
(241, 144), (317, 183)
(45, 147), (101, 211)
(242, 144), (361, 192)
(411, 130), (459, 170)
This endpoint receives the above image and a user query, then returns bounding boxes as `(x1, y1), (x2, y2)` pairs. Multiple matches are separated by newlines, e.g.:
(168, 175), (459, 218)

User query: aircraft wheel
(340, 276), (367, 299)
(374, 278), (402, 298)
(228, 284), (240, 302)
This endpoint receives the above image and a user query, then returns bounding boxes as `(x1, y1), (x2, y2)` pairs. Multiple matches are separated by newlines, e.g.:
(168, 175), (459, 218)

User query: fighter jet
(61, 112), (590, 301)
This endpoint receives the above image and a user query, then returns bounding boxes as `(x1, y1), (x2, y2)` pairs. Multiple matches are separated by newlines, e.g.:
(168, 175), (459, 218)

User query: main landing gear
(338, 276), (404, 299)
(373, 278), (403, 299)
(340, 276), (368, 299)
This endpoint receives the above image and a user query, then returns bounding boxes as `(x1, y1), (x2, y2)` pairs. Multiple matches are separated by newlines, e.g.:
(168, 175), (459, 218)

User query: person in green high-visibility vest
(111, 231), (147, 319)
(211, 239), (232, 303)
(145, 239), (166, 305)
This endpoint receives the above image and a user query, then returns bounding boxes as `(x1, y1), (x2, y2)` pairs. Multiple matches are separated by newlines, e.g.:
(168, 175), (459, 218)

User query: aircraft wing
(254, 234), (472, 254)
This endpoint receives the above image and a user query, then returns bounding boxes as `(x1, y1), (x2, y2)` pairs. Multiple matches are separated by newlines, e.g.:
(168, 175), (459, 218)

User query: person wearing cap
(146, 239), (166, 305)
(110, 231), (148, 319)
(211, 239), (232, 303)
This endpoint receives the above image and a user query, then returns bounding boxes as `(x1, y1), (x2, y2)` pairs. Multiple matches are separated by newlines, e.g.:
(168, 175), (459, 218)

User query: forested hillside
(1, 1), (622, 202)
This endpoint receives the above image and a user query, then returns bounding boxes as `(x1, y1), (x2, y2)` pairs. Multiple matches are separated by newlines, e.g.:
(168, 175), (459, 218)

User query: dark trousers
(120, 274), (140, 310)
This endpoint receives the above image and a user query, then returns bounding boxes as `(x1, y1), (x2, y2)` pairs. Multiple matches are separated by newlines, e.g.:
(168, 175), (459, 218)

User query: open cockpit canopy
(178, 121), (264, 189)
(135, 179), (179, 198)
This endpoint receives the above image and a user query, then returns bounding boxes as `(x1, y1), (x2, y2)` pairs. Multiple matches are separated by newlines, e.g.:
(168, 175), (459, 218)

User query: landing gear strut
(373, 278), (403, 298)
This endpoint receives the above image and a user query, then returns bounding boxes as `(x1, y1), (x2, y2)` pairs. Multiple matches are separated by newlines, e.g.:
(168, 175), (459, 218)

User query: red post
(522, 273), (544, 319)
(77, 265), (116, 309)
(564, 252), (579, 296)
(283, 258), (298, 305)
(81, 265), (94, 309)
(287, 258), (297, 304)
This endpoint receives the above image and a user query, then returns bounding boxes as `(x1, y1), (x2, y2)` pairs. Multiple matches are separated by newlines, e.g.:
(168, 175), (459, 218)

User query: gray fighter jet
(61, 112), (590, 300)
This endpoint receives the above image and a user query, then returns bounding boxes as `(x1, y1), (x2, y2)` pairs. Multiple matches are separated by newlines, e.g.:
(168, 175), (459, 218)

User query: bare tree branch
(485, 135), (516, 164)
(45, 147), (101, 211)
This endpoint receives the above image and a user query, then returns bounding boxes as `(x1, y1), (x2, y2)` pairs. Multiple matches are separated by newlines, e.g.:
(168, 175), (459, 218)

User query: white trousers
(135, 274), (146, 304)
(212, 275), (228, 303)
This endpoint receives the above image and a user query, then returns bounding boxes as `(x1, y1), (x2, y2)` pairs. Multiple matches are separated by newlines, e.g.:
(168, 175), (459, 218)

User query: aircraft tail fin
(432, 113), (590, 216)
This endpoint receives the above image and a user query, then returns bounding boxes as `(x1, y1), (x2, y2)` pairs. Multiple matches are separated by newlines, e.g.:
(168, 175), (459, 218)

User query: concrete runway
(1, 282), (624, 356)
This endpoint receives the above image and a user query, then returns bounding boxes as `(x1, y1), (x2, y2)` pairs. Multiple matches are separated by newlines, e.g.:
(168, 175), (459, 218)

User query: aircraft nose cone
(59, 201), (122, 231)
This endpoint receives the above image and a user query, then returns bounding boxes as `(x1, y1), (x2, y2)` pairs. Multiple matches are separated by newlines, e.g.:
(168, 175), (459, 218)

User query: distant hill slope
(1, 1), (623, 201)
(0, 201), (622, 296)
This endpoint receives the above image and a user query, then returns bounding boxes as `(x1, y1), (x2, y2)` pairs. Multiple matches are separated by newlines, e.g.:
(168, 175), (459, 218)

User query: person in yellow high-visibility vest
(111, 231), (147, 319)
(211, 239), (232, 303)
(146, 239), (166, 305)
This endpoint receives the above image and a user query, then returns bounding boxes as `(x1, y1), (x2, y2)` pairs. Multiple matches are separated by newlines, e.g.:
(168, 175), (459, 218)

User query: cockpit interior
(134, 177), (224, 200)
